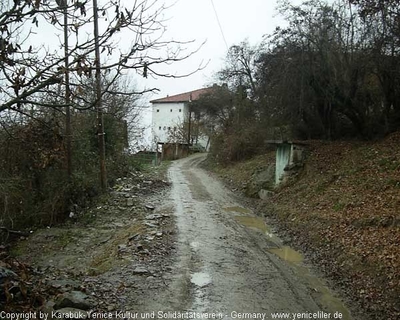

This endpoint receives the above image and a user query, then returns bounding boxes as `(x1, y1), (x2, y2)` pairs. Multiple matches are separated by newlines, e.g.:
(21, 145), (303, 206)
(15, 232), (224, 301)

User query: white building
(150, 87), (213, 151)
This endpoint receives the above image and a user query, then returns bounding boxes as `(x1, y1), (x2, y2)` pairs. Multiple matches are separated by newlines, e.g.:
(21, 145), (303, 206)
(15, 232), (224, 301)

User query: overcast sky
(28, 0), (303, 105)
(138, 0), (303, 103)
(130, 0), (305, 147)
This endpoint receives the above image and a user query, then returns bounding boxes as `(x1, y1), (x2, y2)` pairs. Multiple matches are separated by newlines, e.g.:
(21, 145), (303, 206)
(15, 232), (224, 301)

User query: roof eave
(150, 100), (188, 104)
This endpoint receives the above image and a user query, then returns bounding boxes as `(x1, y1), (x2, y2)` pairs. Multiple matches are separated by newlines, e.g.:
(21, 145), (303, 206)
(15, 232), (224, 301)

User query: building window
(156, 109), (159, 112)
(170, 109), (173, 112)
(174, 127), (177, 131)
(158, 126), (161, 130)
(168, 127), (171, 131)
(179, 109), (182, 112)
(163, 126), (166, 130)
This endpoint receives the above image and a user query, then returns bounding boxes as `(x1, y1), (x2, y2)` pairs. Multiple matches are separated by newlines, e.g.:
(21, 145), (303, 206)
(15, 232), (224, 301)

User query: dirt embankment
(1, 162), (174, 313)
(210, 133), (400, 320)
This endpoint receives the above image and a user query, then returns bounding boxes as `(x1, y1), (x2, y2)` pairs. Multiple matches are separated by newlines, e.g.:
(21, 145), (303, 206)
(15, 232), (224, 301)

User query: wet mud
(12, 154), (355, 319)
(144, 153), (354, 319)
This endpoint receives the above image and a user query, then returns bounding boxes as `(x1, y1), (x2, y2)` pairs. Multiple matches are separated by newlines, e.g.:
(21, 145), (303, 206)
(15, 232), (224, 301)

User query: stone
(145, 204), (155, 210)
(144, 222), (158, 228)
(54, 291), (95, 311)
(117, 244), (128, 253)
(0, 267), (18, 284)
(107, 305), (117, 312)
(156, 232), (163, 237)
(126, 198), (135, 207)
(258, 189), (274, 200)
(113, 222), (125, 228)
(145, 213), (163, 220)
(246, 164), (275, 197)
(140, 249), (150, 255)
(48, 279), (80, 292)
(132, 267), (148, 275)
(128, 234), (140, 241)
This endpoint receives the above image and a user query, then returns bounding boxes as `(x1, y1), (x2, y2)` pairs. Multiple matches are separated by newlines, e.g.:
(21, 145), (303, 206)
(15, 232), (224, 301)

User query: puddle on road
(232, 213), (352, 318)
(268, 246), (304, 263)
(233, 215), (304, 263)
(234, 216), (269, 233)
(191, 272), (211, 287)
(267, 246), (350, 318)
(224, 206), (251, 214)
(295, 264), (352, 319)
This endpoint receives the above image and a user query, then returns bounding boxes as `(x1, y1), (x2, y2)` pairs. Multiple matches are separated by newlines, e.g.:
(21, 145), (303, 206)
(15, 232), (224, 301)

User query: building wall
(151, 101), (210, 151)
(151, 102), (188, 143)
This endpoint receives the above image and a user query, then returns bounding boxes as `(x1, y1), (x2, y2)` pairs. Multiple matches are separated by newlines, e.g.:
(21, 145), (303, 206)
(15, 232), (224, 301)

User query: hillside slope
(211, 133), (400, 320)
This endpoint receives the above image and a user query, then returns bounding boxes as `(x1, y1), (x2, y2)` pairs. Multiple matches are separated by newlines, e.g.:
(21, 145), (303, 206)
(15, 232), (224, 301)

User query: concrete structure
(150, 88), (214, 151)
(267, 141), (306, 185)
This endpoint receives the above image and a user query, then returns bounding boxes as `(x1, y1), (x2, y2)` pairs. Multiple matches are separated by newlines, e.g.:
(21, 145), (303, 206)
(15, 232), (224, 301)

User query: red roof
(150, 87), (214, 104)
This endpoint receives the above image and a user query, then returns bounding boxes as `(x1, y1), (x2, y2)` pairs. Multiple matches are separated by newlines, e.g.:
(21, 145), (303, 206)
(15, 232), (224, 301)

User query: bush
(210, 121), (266, 165)
(0, 112), (131, 235)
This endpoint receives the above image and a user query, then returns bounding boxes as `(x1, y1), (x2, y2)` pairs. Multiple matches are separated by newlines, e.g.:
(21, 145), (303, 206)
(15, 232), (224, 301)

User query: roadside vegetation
(0, 76), (140, 234)
(209, 135), (400, 320)
(0, 0), (201, 235)
(198, 1), (400, 319)
(193, 0), (400, 164)
(1, 0), (399, 316)
(2, 160), (171, 312)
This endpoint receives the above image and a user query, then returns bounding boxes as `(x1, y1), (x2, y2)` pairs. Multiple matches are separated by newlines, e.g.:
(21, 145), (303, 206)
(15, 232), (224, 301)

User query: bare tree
(0, 0), (205, 114)
(218, 40), (259, 99)
(0, 0), (205, 190)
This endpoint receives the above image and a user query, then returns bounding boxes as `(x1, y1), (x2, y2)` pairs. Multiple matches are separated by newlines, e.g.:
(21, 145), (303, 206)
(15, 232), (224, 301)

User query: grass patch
(333, 201), (346, 212)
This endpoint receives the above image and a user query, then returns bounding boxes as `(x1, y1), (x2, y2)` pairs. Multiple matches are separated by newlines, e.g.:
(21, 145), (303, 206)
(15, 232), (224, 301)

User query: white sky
(131, 0), (305, 148)
(138, 0), (303, 103)
(14, 0), (305, 148)
(132, 0), (306, 148)
(24, 0), (303, 104)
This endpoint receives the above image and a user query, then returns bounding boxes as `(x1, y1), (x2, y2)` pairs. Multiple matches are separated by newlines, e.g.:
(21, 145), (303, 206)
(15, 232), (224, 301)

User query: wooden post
(59, 0), (72, 179)
(93, 0), (107, 192)
(187, 104), (191, 146)
(155, 142), (158, 165)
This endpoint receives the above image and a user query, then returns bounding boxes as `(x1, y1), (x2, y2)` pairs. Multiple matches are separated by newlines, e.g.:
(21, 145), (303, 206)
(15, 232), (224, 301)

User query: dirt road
(10, 154), (354, 319)
(138, 154), (353, 319)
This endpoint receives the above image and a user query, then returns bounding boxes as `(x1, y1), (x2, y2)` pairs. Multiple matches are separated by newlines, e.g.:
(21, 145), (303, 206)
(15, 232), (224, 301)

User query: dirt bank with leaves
(209, 133), (400, 320)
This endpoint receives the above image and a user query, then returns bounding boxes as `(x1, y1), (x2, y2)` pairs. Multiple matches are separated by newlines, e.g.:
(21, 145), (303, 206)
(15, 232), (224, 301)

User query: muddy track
(9, 154), (355, 319)
(134, 153), (354, 319)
